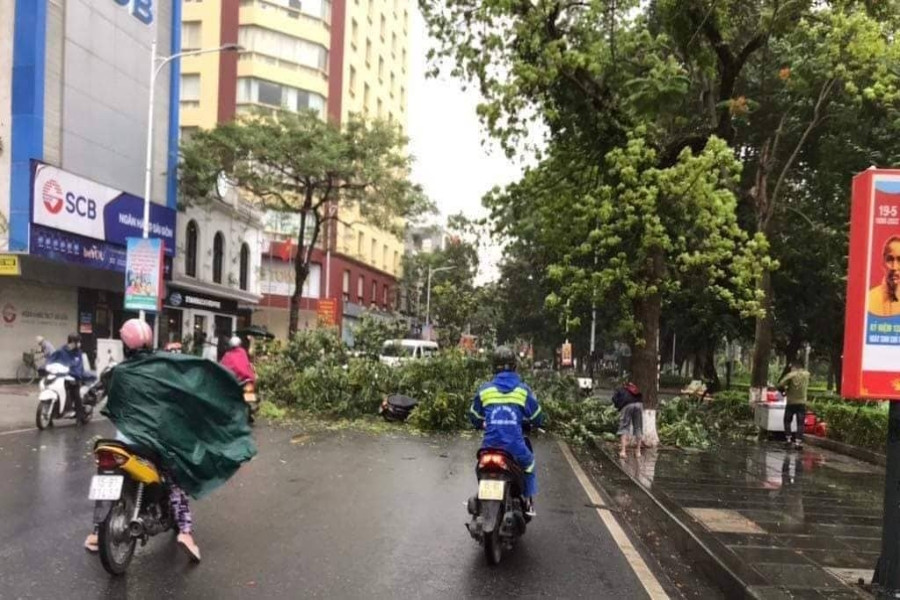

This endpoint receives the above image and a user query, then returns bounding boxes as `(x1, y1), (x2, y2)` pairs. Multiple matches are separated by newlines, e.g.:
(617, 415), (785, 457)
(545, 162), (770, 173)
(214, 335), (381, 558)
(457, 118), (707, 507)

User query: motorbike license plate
(478, 480), (505, 501)
(89, 475), (124, 501)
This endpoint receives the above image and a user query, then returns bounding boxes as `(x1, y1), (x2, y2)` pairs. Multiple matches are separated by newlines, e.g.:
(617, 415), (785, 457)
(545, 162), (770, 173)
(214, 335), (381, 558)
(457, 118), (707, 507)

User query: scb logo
(113, 0), (153, 25)
(43, 179), (97, 219)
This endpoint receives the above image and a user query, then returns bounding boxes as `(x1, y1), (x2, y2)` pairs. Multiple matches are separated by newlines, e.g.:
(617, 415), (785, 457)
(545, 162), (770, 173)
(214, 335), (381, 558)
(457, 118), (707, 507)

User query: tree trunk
(632, 293), (661, 447)
(692, 349), (703, 380)
(703, 343), (720, 392)
(831, 342), (843, 395)
(289, 260), (311, 337)
(750, 270), (774, 400)
(725, 353), (733, 390)
(779, 328), (803, 382)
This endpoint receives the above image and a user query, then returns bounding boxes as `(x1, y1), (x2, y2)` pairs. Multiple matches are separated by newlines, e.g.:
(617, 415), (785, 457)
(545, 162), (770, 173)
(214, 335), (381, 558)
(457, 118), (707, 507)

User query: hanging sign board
(561, 342), (573, 367)
(842, 169), (900, 399)
(124, 238), (165, 313)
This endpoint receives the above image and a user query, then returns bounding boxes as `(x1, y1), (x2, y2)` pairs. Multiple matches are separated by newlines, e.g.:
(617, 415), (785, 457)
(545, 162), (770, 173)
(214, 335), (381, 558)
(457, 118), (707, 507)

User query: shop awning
(169, 277), (263, 306)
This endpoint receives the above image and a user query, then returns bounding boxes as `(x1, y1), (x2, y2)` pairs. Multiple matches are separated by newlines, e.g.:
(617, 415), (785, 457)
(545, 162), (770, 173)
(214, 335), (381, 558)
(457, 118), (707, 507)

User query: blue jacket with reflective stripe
(469, 371), (544, 451)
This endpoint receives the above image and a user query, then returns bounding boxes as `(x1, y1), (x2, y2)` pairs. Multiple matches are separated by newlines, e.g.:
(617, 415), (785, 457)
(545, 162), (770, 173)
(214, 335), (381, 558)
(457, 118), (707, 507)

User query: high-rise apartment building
(180, 0), (409, 341)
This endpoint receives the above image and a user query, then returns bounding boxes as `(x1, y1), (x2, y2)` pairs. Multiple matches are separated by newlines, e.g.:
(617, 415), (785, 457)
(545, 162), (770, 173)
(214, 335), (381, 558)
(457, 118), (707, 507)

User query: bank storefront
(0, 164), (176, 378)
(160, 282), (256, 360)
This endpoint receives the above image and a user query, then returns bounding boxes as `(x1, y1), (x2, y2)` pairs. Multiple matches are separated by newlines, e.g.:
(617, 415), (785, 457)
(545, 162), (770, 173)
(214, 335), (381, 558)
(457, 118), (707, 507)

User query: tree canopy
(179, 111), (432, 334)
(422, 0), (900, 409)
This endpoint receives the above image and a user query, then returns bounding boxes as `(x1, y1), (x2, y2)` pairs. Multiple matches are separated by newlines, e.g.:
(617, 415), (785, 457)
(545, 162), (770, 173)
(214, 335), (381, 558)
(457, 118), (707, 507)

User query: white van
(379, 339), (439, 366)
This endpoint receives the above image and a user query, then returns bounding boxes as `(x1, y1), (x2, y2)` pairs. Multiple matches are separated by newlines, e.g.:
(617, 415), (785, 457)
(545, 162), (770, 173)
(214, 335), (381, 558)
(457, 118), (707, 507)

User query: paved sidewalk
(0, 384), (40, 431)
(610, 440), (881, 599)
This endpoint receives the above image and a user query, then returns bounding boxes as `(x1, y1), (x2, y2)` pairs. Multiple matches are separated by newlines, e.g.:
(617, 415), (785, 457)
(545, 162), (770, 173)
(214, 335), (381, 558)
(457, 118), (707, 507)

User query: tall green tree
(179, 111), (431, 335)
(423, 0), (900, 401)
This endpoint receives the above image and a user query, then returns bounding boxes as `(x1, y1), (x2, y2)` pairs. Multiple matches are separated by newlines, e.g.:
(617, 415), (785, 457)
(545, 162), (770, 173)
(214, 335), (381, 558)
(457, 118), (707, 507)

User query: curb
(805, 434), (886, 467)
(586, 441), (768, 600)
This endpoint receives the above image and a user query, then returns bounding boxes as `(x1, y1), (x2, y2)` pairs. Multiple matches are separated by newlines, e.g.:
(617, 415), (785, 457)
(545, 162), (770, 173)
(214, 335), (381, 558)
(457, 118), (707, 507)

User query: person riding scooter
(220, 336), (255, 383)
(48, 333), (94, 423)
(469, 346), (544, 517)
(84, 319), (202, 562)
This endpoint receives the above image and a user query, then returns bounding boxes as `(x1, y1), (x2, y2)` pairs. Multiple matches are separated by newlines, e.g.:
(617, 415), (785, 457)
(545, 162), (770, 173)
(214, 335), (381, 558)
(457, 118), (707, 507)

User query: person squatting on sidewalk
(613, 381), (644, 458)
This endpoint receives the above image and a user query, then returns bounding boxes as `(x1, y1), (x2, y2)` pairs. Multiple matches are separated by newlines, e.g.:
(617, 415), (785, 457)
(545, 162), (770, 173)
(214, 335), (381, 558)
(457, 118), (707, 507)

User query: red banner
(317, 298), (337, 326)
(842, 169), (900, 399)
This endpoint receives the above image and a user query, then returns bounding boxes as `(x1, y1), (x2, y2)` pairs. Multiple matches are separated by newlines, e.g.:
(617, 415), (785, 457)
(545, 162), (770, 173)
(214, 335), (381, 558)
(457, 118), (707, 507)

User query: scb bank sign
(31, 162), (175, 255)
(113, 0), (155, 25)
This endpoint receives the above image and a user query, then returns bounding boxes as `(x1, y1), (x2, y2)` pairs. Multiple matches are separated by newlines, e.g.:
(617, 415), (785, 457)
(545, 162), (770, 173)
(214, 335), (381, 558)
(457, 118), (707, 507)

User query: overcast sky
(406, 9), (522, 282)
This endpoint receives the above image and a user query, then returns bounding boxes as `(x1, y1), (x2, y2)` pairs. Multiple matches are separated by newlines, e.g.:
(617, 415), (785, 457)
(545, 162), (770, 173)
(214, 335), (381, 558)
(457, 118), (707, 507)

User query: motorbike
(465, 431), (533, 565)
(36, 363), (94, 429)
(241, 379), (259, 423)
(89, 439), (175, 575)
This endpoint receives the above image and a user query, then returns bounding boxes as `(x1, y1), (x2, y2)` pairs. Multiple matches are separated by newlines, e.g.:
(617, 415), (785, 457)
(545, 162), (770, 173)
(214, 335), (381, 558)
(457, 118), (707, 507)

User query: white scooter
(35, 360), (113, 430)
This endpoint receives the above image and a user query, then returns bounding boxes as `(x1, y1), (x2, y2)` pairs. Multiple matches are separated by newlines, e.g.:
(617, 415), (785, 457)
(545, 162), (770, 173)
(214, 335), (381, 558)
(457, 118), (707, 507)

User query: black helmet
(492, 346), (517, 373)
(67, 333), (81, 345)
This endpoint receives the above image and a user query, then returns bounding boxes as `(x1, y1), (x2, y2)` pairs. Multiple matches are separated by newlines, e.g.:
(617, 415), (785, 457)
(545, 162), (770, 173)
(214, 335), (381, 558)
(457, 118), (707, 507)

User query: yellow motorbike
(89, 440), (176, 575)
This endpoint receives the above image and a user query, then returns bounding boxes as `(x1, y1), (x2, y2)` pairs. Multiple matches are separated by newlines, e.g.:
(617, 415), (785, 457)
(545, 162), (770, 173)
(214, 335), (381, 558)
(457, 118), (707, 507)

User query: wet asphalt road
(0, 421), (655, 600)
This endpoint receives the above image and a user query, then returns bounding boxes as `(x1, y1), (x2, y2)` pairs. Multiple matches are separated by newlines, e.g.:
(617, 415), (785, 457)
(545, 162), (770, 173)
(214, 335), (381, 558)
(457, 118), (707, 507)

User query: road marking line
(0, 426), (38, 436)
(558, 440), (669, 600)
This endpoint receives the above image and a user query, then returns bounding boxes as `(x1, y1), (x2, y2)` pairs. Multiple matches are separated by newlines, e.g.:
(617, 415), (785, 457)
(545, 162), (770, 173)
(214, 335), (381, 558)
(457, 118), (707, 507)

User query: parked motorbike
(465, 434), (533, 565)
(89, 439), (175, 575)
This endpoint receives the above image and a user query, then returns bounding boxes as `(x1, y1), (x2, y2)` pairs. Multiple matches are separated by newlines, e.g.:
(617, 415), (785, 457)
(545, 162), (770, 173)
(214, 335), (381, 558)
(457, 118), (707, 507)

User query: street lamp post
(139, 39), (242, 321)
(424, 265), (454, 334)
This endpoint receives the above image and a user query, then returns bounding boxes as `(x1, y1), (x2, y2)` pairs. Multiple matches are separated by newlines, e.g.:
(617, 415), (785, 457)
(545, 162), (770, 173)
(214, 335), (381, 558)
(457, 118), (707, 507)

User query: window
(367, 0), (373, 20)
(185, 220), (199, 278)
(391, 32), (397, 56)
(378, 56), (384, 81)
(213, 232), (225, 284)
(283, 0), (331, 22)
(393, 251), (399, 273)
(400, 86), (406, 108)
(258, 80), (282, 106)
(349, 66), (357, 95)
(236, 77), (326, 117)
(180, 74), (200, 105)
(351, 19), (358, 48)
(365, 39), (372, 65)
(238, 27), (329, 72)
(382, 244), (388, 269)
(358, 275), (365, 302)
(377, 98), (383, 117)
(371, 239), (377, 262)
(371, 281), (378, 306)
(182, 21), (202, 51)
(383, 285), (389, 308)
(239, 243), (250, 290)
(357, 232), (365, 257)
(363, 83), (371, 113)
(402, 48), (407, 70)
(342, 270), (351, 302)
(180, 126), (199, 142)
(390, 72), (395, 97)
(380, 14), (386, 39)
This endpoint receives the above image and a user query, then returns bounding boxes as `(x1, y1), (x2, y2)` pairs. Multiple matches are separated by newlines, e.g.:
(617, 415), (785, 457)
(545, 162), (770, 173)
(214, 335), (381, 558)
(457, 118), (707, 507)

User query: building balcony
(239, 0), (331, 47)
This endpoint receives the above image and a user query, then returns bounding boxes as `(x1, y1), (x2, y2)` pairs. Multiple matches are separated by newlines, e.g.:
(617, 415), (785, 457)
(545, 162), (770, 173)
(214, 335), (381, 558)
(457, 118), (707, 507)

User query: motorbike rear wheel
(35, 403), (53, 430)
(484, 525), (503, 565)
(98, 495), (137, 575)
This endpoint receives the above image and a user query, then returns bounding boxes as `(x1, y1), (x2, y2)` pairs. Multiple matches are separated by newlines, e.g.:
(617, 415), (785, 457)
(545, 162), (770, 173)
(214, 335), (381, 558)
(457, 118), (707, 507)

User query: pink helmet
(120, 318), (153, 350)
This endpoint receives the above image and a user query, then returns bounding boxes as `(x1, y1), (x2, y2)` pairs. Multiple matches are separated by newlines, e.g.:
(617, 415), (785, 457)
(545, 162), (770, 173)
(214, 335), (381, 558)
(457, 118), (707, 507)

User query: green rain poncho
(103, 352), (257, 499)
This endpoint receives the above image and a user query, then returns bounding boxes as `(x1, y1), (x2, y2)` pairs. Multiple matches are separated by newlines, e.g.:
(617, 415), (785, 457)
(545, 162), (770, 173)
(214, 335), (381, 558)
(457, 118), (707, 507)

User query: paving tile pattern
(619, 441), (881, 599)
